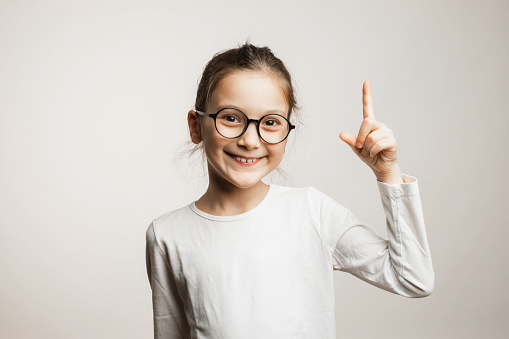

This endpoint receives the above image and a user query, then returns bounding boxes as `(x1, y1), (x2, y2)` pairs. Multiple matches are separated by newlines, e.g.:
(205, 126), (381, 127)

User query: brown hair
(194, 42), (298, 119)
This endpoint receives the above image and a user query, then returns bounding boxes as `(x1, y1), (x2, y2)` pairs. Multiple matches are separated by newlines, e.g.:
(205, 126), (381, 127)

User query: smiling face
(190, 70), (290, 190)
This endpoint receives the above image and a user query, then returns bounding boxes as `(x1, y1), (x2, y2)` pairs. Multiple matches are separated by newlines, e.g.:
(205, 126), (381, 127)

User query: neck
(195, 172), (269, 217)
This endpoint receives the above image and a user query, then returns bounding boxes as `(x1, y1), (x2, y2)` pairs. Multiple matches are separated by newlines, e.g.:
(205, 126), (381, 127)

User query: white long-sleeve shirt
(145, 174), (434, 339)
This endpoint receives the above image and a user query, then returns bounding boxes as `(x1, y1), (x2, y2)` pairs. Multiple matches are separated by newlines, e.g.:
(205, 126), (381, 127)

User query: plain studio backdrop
(1, 0), (507, 338)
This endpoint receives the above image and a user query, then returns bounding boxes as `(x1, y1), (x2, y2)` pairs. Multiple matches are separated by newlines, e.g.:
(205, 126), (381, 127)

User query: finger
(363, 81), (375, 119)
(356, 118), (385, 149)
(366, 137), (397, 157)
(339, 131), (357, 148)
(341, 131), (365, 158)
(360, 127), (392, 156)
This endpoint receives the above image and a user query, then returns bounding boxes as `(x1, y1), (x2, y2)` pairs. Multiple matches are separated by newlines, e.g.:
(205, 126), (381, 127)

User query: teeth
(234, 155), (258, 163)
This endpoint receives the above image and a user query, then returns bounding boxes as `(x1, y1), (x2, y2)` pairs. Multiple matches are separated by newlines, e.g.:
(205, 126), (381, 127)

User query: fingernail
(356, 142), (363, 148)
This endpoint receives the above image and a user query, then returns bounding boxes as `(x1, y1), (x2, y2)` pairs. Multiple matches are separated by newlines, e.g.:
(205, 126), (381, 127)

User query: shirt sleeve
(146, 222), (191, 339)
(313, 174), (434, 298)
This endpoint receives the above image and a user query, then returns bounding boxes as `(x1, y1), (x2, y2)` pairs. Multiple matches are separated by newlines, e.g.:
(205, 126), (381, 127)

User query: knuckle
(369, 146), (378, 156)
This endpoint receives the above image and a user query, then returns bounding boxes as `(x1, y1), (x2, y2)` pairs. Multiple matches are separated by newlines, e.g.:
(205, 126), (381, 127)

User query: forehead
(207, 71), (289, 117)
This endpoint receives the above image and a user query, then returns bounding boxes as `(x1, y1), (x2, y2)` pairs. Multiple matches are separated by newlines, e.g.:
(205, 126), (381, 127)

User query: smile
(226, 152), (265, 165)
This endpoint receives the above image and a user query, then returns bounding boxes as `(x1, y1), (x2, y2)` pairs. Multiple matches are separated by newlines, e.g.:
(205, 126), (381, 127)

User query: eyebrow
(214, 105), (288, 117)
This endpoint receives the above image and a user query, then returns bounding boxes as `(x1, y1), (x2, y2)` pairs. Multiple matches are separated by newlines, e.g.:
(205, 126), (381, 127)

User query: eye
(263, 119), (280, 126)
(261, 115), (286, 129)
(223, 115), (240, 123)
(217, 108), (246, 125)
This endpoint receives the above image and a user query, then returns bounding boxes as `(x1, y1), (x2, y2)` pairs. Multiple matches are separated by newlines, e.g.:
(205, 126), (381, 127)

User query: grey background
(1, 0), (507, 338)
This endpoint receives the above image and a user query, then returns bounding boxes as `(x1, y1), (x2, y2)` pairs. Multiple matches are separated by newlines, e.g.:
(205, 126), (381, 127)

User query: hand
(339, 81), (403, 183)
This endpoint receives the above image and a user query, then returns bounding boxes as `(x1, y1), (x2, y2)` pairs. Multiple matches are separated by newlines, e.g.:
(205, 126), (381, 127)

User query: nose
(237, 121), (261, 149)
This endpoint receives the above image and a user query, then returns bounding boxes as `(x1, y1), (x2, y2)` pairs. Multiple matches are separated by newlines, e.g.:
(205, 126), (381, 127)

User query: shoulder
(269, 183), (316, 199)
(269, 184), (343, 209)
(268, 184), (353, 228)
(146, 204), (193, 243)
(270, 183), (333, 197)
(153, 204), (192, 226)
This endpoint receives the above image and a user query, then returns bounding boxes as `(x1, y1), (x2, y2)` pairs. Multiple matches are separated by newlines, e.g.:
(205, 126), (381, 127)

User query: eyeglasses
(194, 107), (295, 144)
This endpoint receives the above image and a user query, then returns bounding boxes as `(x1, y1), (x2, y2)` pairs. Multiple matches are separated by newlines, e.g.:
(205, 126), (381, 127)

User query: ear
(187, 110), (202, 144)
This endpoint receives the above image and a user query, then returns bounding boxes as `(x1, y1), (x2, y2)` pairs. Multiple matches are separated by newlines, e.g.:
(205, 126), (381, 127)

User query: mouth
(226, 152), (265, 165)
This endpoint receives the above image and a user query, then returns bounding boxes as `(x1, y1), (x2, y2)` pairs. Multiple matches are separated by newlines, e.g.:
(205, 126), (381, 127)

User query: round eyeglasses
(194, 107), (295, 144)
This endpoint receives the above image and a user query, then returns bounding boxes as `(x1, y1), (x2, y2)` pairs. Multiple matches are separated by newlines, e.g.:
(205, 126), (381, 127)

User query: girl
(145, 43), (434, 339)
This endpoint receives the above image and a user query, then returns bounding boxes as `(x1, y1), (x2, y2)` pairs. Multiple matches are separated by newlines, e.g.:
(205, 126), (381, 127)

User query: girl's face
(191, 70), (290, 190)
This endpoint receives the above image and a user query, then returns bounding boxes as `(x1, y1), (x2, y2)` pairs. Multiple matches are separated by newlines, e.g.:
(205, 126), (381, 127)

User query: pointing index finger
(363, 80), (375, 119)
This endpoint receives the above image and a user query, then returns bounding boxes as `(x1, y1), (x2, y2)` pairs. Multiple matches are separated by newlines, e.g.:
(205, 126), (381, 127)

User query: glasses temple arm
(194, 110), (215, 118)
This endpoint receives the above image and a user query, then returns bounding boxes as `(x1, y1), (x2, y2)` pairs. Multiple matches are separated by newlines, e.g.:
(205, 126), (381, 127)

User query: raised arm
(333, 81), (434, 297)
(331, 175), (434, 297)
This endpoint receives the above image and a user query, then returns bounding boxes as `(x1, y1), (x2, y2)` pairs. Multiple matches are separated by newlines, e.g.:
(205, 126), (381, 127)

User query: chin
(230, 180), (260, 190)
(227, 175), (264, 190)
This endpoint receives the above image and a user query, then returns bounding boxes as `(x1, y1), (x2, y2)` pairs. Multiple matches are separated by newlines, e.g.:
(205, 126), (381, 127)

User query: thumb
(339, 131), (357, 148)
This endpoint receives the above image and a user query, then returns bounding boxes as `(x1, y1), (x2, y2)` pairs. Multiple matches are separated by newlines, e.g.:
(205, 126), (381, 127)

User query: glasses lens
(259, 114), (290, 144)
(216, 109), (248, 138)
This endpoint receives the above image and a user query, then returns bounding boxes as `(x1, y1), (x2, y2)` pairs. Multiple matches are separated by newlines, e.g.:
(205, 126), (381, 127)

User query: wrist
(375, 165), (404, 184)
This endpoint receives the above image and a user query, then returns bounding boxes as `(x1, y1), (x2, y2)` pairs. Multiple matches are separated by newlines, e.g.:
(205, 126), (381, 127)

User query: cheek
(201, 133), (227, 160)
(269, 144), (286, 162)
(202, 139), (221, 160)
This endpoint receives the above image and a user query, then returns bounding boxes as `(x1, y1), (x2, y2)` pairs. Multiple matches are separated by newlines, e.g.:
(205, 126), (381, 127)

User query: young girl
(145, 43), (434, 339)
